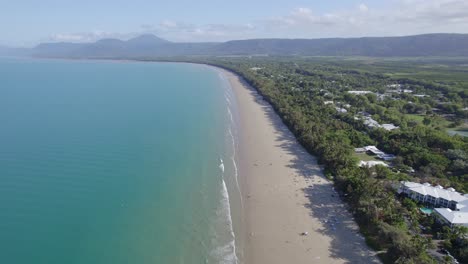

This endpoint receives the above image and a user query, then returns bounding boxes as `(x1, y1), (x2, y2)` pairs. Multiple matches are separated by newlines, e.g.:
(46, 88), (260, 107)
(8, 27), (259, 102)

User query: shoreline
(12, 56), (380, 263)
(215, 67), (380, 264)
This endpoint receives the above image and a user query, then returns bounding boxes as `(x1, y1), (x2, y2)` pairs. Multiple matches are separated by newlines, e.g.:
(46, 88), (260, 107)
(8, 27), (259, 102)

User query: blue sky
(1, 0), (467, 46)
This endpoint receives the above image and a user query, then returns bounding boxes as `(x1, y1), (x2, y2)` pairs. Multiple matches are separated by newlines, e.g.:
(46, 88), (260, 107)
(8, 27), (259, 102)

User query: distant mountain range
(3, 33), (468, 58)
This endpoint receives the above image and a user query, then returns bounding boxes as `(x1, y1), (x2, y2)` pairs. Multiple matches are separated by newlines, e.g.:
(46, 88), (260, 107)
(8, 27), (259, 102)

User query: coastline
(9, 56), (380, 263)
(216, 67), (380, 264)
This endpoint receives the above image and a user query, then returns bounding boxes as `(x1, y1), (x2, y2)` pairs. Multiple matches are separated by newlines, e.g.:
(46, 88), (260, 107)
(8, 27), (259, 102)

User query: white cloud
(159, 20), (178, 29)
(258, 0), (468, 38)
(394, 0), (468, 24)
(51, 34), (86, 42)
(359, 4), (369, 12)
(48, 30), (137, 43)
(48, 0), (468, 43)
(136, 21), (256, 42)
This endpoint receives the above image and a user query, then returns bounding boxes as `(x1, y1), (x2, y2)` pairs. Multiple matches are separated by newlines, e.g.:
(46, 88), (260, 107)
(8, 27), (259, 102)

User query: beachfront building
(433, 207), (468, 228)
(399, 182), (468, 210)
(399, 182), (468, 228)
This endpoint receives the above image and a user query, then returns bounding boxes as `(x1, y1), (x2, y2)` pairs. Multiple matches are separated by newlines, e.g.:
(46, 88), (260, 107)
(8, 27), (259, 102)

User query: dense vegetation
(172, 56), (468, 263)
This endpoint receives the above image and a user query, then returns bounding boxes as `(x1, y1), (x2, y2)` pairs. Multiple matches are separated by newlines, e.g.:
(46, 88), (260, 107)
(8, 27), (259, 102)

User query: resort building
(399, 182), (467, 210)
(433, 207), (468, 228)
(399, 182), (468, 228)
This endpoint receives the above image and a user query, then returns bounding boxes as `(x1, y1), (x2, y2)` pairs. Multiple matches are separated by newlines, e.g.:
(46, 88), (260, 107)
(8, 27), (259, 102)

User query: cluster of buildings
(356, 112), (399, 131)
(399, 182), (468, 228)
(323, 101), (349, 114)
(355, 146), (396, 168)
(348, 84), (426, 103)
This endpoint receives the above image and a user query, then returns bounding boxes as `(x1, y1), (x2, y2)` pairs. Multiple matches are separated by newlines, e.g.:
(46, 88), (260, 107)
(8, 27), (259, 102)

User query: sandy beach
(219, 68), (380, 264)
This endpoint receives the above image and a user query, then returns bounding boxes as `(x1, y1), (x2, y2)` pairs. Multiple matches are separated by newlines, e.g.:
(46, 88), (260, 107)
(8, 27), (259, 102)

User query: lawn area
(407, 114), (457, 132)
(354, 152), (379, 161)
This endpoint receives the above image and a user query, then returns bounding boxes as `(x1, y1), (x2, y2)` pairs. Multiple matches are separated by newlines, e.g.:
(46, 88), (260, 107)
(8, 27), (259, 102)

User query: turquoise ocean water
(0, 58), (241, 263)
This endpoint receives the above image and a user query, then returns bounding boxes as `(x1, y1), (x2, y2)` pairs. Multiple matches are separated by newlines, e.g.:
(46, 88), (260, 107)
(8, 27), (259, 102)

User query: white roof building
(335, 107), (348, 113)
(387, 84), (402, 88)
(363, 116), (380, 128)
(359, 146), (385, 156)
(400, 182), (467, 205)
(399, 181), (468, 228)
(348, 91), (373, 95)
(357, 114), (398, 131)
(359, 160), (388, 168)
(355, 146), (396, 160)
(378, 154), (396, 161)
(434, 208), (468, 228)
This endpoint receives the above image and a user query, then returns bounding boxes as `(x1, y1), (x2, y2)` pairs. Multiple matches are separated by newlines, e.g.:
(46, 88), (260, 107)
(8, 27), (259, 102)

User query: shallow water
(0, 58), (239, 263)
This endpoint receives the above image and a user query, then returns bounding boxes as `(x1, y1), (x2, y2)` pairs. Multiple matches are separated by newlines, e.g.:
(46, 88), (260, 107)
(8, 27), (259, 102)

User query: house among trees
(386, 84), (402, 89)
(362, 116), (380, 128)
(355, 146), (396, 161)
(355, 112), (399, 131)
(335, 107), (348, 113)
(399, 182), (468, 228)
(347, 90), (373, 95)
(356, 145), (385, 155)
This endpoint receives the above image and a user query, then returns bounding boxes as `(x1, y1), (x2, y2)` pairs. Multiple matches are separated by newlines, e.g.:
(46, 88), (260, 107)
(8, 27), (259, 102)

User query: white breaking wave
(225, 92), (232, 106)
(209, 69), (243, 264)
(226, 106), (243, 211)
(210, 178), (238, 264)
(219, 158), (225, 173)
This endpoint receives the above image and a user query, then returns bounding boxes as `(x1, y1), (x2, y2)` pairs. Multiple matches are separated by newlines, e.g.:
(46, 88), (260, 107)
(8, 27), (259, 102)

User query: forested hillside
(28, 33), (468, 58)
